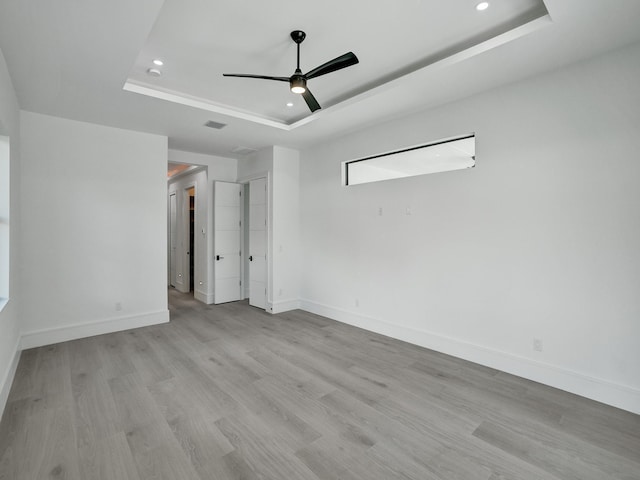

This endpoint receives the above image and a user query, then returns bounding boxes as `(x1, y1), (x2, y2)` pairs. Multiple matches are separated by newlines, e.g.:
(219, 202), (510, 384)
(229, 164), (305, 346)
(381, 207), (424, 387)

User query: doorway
(182, 185), (195, 294)
(188, 187), (195, 292)
(167, 165), (204, 298)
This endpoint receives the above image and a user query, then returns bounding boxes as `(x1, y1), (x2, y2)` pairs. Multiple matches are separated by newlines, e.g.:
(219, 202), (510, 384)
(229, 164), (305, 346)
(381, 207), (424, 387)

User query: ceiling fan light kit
(223, 30), (359, 113)
(290, 75), (306, 94)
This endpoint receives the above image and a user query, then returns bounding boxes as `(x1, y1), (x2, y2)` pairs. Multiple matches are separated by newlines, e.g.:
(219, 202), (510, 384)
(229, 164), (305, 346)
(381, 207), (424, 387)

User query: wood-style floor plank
(0, 288), (639, 479)
(215, 415), (320, 480)
(78, 432), (141, 480)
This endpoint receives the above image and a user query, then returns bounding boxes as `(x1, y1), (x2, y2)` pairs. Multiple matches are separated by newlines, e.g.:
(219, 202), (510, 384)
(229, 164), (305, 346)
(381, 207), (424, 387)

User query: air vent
(231, 146), (258, 156)
(204, 120), (227, 130)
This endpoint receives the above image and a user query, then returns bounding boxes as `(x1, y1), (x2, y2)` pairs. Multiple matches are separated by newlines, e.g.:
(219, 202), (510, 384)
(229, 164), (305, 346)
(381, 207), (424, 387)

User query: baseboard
(0, 338), (21, 423)
(194, 290), (214, 304)
(271, 298), (301, 314)
(20, 310), (170, 350)
(300, 299), (640, 415)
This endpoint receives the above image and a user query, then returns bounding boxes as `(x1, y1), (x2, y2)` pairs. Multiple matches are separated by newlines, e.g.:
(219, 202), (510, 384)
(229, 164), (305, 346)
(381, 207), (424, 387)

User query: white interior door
(249, 178), (267, 309)
(169, 193), (177, 287)
(214, 181), (242, 304)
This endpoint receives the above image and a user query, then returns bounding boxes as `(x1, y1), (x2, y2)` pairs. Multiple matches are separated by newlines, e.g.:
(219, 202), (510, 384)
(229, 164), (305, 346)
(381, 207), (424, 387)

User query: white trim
(299, 299), (640, 415)
(123, 81), (292, 130)
(179, 182), (197, 294)
(168, 191), (177, 288)
(0, 337), (21, 422)
(236, 170), (270, 185)
(271, 298), (301, 314)
(194, 289), (214, 304)
(20, 310), (170, 350)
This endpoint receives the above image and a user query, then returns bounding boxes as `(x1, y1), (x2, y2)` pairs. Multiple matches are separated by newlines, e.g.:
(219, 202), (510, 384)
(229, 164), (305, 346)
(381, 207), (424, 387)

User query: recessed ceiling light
(152, 59), (164, 66)
(476, 2), (489, 11)
(286, 102), (294, 107)
(146, 68), (162, 77)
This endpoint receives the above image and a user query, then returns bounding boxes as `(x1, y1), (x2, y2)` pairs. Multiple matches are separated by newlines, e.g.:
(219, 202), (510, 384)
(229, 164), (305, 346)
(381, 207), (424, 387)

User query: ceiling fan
(223, 30), (359, 113)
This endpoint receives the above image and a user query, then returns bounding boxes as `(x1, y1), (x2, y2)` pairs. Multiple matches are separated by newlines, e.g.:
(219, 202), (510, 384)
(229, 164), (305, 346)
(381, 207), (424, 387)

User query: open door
(214, 181), (242, 304)
(249, 178), (267, 309)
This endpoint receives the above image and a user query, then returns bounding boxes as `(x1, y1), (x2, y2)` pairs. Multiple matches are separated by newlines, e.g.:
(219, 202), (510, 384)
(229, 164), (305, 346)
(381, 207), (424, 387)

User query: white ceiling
(126, 0), (547, 125)
(1, 0), (640, 159)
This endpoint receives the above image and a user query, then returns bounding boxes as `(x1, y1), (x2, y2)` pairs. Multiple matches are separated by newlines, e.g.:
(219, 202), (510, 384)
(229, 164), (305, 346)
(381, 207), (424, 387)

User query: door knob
(216, 255), (224, 261)
(249, 255), (253, 261)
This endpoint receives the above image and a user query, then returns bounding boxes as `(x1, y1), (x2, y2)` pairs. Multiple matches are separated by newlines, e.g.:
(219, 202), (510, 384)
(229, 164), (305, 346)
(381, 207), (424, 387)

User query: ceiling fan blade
(305, 52), (359, 80)
(222, 73), (290, 82)
(302, 88), (321, 112)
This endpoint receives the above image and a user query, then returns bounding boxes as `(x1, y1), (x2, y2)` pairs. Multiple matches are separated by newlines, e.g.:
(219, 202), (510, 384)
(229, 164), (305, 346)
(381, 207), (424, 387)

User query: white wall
(271, 146), (300, 313)
(238, 146), (300, 313)
(0, 46), (21, 419)
(238, 147), (273, 182)
(168, 149), (237, 304)
(168, 149), (237, 182)
(299, 41), (640, 414)
(19, 111), (169, 348)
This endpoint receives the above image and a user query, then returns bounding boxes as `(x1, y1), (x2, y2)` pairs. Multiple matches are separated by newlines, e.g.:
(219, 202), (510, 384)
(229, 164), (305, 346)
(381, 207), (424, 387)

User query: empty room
(0, 0), (639, 479)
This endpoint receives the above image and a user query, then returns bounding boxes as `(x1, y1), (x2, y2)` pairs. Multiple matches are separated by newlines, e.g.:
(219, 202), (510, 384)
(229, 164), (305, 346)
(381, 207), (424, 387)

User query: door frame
(168, 192), (177, 287)
(180, 182), (197, 294)
(238, 171), (271, 311)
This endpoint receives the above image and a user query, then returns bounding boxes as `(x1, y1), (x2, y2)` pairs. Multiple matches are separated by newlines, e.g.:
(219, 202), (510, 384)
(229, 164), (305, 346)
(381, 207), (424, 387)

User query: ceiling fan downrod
(290, 30), (307, 93)
(291, 30), (306, 71)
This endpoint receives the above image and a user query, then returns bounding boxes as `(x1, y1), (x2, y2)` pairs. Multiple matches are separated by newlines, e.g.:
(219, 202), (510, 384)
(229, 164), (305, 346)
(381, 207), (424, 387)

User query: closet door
(214, 181), (242, 304)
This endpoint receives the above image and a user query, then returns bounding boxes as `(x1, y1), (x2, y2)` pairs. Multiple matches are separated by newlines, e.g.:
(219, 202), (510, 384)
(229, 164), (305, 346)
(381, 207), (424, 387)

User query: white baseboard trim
(20, 310), (170, 350)
(0, 338), (21, 423)
(300, 299), (640, 415)
(271, 298), (301, 314)
(194, 290), (214, 304)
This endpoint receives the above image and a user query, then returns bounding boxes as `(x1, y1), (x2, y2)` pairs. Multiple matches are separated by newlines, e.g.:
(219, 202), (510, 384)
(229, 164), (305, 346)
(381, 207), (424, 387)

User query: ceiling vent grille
(231, 146), (258, 156)
(204, 120), (227, 130)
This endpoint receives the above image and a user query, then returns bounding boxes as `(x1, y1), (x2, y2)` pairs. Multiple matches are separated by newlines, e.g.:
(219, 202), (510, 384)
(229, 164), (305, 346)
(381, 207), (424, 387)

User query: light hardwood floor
(1, 289), (639, 479)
